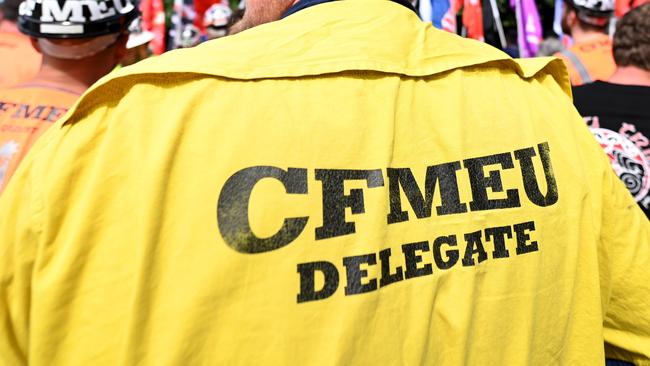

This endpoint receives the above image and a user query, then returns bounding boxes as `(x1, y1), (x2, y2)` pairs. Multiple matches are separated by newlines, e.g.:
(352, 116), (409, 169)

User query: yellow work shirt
(1, 0), (648, 365)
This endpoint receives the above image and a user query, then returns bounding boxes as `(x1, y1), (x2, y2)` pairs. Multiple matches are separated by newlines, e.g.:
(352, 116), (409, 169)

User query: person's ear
(30, 37), (42, 53)
(113, 33), (129, 63)
(566, 9), (577, 27)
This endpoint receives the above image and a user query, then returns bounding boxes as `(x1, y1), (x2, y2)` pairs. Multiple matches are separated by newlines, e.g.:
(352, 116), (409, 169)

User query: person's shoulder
(504, 56), (572, 97)
(59, 4), (572, 126)
(103, 3), (565, 84)
(0, 85), (45, 102)
(568, 33), (613, 52)
(0, 84), (80, 105)
(109, 29), (570, 91)
(0, 31), (26, 46)
(573, 80), (610, 93)
(571, 81), (609, 113)
(573, 80), (648, 99)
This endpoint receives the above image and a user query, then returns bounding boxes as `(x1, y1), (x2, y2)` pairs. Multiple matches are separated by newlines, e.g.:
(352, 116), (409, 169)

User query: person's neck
(609, 66), (650, 86)
(29, 59), (111, 95)
(570, 26), (606, 44)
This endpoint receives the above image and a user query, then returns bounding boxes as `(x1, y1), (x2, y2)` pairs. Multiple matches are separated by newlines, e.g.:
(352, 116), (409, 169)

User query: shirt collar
(282, 0), (416, 18)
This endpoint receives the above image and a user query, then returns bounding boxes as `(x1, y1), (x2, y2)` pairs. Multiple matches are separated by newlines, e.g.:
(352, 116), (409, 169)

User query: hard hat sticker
(40, 23), (84, 34)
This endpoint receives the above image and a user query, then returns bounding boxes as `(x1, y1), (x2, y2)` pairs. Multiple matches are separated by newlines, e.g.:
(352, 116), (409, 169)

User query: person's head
(536, 37), (565, 57)
(561, 0), (614, 35)
(0, 0), (22, 22)
(18, 0), (138, 76)
(204, 3), (232, 40)
(613, 3), (650, 71)
(228, 0), (295, 35)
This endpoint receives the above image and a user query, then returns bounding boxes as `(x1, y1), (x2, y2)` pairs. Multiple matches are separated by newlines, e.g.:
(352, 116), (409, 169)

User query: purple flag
(553, 0), (564, 37)
(511, 0), (543, 57)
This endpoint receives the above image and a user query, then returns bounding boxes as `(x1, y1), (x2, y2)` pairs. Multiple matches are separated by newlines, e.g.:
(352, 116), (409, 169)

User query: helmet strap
(576, 11), (610, 27)
(37, 33), (120, 60)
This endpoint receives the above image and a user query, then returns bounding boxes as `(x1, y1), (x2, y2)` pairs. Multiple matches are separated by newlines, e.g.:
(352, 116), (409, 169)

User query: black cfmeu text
(216, 142), (558, 303)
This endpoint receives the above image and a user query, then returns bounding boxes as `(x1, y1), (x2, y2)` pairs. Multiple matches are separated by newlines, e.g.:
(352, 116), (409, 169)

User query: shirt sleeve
(556, 76), (650, 362)
(0, 155), (43, 366)
(598, 144), (650, 363)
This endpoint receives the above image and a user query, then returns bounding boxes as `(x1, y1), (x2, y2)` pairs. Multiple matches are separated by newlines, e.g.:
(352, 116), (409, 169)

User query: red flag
(140, 0), (167, 55)
(441, 0), (483, 41)
(441, 0), (462, 34)
(463, 0), (484, 41)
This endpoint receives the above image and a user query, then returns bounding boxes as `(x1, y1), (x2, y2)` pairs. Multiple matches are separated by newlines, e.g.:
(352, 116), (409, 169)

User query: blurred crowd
(0, 0), (648, 217)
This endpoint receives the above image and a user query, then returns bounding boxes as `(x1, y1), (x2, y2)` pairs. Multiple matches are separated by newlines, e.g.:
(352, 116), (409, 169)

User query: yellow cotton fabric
(1, 0), (649, 365)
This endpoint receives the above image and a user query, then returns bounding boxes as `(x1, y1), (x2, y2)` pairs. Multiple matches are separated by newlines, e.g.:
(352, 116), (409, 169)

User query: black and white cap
(18, 0), (139, 39)
(566, 0), (614, 22)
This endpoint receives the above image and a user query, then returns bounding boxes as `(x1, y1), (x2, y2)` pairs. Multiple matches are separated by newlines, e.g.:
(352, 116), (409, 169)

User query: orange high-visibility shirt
(555, 34), (616, 86)
(0, 31), (42, 88)
(0, 84), (79, 193)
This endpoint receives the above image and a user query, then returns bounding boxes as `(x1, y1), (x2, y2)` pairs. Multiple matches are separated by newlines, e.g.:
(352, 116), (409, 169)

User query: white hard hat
(203, 4), (232, 29)
(567, 0), (614, 26)
(126, 17), (155, 49)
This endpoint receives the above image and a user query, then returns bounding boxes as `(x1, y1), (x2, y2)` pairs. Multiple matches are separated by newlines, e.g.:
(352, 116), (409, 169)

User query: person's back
(0, 84), (79, 191)
(573, 3), (650, 217)
(0, 0), (137, 194)
(573, 81), (650, 215)
(559, 33), (616, 85)
(0, 0), (42, 87)
(555, 0), (616, 85)
(0, 0), (648, 365)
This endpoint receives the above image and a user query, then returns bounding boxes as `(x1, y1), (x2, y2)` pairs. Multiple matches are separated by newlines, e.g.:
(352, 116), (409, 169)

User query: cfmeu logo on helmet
(18, 0), (138, 38)
(566, 0), (614, 26)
